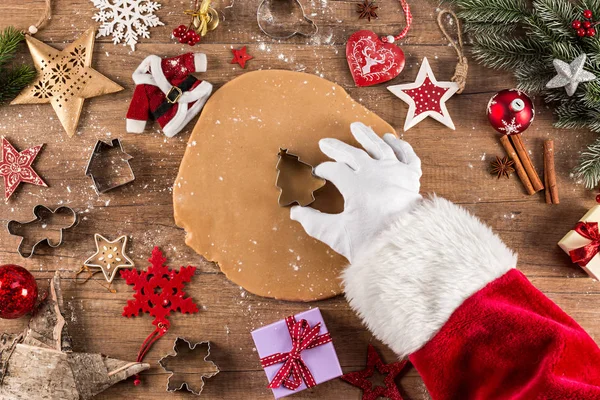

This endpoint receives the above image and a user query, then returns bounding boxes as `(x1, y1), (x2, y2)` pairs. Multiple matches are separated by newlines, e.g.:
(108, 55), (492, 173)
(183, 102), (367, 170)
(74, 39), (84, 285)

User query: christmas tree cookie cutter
(276, 148), (326, 207)
(158, 337), (220, 395)
(257, 0), (318, 40)
(7, 205), (78, 258)
(85, 138), (135, 194)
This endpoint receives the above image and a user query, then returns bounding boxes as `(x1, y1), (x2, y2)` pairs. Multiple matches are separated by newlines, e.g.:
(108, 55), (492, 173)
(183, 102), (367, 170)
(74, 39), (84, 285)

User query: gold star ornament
(11, 28), (123, 137)
(84, 234), (134, 283)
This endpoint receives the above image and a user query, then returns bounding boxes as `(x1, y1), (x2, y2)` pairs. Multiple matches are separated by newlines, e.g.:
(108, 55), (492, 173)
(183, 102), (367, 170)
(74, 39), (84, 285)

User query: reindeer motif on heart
(345, 30), (406, 87)
(361, 47), (387, 75)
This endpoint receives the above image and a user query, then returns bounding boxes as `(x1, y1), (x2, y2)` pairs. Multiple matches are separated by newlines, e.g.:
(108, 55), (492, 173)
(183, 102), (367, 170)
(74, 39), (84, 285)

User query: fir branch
(0, 65), (36, 103)
(533, 0), (579, 39)
(455, 0), (529, 24)
(574, 138), (600, 189)
(462, 21), (517, 37)
(514, 66), (554, 93)
(0, 27), (25, 69)
(471, 35), (544, 70)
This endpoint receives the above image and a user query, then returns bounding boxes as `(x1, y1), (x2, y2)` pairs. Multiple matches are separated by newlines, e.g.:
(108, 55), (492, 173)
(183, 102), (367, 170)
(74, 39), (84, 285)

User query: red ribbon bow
(570, 222), (600, 266)
(260, 315), (332, 390)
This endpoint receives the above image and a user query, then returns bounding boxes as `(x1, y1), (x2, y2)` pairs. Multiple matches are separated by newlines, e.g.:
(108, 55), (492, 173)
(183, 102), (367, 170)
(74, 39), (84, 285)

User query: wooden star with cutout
(230, 46), (253, 69)
(84, 234), (134, 283)
(11, 28), (123, 137)
(341, 344), (408, 400)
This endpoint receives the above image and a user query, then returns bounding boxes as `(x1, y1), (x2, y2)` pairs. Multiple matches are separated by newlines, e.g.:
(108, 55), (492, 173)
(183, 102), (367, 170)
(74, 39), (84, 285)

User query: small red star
(340, 345), (408, 400)
(230, 46), (253, 69)
(0, 137), (47, 200)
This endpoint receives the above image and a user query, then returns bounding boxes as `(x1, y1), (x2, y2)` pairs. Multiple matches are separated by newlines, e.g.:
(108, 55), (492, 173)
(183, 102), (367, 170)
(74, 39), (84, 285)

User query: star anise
(490, 156), (515, 179)
(357, 0), (378, 21)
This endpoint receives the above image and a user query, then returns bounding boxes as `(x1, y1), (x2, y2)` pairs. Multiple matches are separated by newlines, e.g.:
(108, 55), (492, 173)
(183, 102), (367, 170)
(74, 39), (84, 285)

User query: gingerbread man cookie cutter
(7, 205), (78, 258)
(257, 0), (318, 40)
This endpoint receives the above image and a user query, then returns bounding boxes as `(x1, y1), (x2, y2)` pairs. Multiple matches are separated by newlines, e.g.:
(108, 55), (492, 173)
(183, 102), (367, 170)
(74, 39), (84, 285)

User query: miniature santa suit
(291, 122), (600, 400)
(126, 53), (212, 138)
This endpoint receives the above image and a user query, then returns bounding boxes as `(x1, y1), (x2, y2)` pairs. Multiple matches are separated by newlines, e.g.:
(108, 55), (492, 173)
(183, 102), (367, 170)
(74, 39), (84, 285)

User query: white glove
(290, 122), (422, 262)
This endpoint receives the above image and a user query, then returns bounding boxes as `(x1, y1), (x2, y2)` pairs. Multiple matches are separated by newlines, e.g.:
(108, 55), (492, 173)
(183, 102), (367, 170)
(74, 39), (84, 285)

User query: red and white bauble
(346, 31), (405, 87)
(487, 89), (535, 135)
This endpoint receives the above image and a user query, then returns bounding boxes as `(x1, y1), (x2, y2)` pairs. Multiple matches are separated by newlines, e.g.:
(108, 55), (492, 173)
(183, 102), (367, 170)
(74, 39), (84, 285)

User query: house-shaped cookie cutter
(85, 138), (135, 194)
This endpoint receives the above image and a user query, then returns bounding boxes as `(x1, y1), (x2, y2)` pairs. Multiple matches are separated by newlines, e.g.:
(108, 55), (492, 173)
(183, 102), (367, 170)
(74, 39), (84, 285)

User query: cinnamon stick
(544, 161), (551, 204)
(499, 135), (535, 195)
(510, 134), (544, 192)
(544, 139), (559, 204)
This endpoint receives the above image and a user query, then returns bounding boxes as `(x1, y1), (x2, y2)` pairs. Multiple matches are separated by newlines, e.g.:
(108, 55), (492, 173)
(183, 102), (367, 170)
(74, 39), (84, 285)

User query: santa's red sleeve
(126, 85), (150, 133)
(342, 196), (600, 400)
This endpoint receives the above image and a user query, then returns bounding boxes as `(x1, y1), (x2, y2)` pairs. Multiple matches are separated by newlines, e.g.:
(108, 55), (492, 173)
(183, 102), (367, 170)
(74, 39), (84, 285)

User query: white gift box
(558, 205), (600, 280)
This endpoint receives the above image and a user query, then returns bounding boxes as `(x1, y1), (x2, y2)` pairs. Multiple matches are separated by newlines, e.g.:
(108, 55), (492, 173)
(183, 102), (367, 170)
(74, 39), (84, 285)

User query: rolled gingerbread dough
(173, 70), (395, 301)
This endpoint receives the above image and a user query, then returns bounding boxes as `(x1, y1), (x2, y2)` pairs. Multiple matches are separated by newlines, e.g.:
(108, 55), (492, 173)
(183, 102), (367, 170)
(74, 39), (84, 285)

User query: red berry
(596, 193), (600, 204)
(588, 28), (596, 36)
(584, 9), (593, 19)
(178, 36), (187, 43)
(584, 20), (592, 28)
(578, 28), (587, 37)
(573, 20), (582, 29)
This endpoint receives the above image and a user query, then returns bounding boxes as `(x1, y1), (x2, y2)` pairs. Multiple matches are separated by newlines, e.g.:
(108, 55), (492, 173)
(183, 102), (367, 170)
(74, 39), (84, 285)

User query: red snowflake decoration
(121, 246), (199, 331)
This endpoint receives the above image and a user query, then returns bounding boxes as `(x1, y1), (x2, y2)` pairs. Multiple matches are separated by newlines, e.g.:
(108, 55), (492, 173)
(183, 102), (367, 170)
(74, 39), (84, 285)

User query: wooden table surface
(1, 1), (599, 399)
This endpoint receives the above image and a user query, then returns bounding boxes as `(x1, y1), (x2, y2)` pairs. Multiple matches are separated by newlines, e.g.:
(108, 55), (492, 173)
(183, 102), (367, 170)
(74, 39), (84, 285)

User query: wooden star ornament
(341, 345), (408, 400)
(83, 234), (134, 283)
(387, 57), (459, 131)
(0, 137), (47, 200)
(11, 28), (123, 137)
(230, 46), (253, 69)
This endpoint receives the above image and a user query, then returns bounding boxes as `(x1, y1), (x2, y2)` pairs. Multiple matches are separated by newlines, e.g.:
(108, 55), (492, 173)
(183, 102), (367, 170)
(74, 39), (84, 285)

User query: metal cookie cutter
(85, 138), (135, 194)
(7, 205), (78, 258)
(158, 337), (220, 395)
(276, 148), (326, 207)
(257, 0), (318, 40)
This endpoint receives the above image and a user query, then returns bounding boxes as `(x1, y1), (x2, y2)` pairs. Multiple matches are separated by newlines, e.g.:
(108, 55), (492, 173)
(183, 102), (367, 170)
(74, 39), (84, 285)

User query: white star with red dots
(387, 57), (459, 131)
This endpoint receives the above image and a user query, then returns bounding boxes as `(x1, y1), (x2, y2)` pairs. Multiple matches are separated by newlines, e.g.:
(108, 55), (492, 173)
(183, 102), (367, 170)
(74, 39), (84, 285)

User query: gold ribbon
(185, 0), (219, 37)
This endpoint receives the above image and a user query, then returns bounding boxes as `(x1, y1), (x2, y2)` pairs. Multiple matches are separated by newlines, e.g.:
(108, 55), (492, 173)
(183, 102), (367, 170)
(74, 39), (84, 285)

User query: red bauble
(487, 89), (535, 135)
(0, 265), (38, 319)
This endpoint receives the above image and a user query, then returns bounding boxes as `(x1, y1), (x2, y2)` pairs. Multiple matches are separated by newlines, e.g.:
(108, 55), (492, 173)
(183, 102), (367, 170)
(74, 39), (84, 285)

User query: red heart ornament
(346, 30), (405, 87)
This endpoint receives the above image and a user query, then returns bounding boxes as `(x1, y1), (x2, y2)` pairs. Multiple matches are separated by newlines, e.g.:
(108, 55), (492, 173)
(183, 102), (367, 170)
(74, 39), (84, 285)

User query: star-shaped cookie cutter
(7, 205), (78, 258)
(158, 337), (220, 395)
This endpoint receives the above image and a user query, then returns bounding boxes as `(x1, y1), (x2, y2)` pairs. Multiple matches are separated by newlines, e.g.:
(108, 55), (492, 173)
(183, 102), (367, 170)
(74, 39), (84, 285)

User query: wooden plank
(1, 0), (599, 399)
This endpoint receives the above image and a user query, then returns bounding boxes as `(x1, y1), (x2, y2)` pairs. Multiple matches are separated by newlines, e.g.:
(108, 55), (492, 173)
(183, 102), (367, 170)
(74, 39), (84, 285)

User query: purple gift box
(251, 307), (342, 398)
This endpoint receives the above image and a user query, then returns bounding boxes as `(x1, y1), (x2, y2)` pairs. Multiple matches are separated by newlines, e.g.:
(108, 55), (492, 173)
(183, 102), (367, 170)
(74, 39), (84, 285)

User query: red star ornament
(387, 57), (459, 131)
(340, 344), (408, 400)
(121, 247), (199, 330)
(0, 137), (47, 200)
(230, 46), (253, 69)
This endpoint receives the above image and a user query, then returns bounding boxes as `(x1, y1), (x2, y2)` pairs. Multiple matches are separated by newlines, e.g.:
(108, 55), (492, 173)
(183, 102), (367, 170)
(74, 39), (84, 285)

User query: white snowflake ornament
(91, 0), (164, 51)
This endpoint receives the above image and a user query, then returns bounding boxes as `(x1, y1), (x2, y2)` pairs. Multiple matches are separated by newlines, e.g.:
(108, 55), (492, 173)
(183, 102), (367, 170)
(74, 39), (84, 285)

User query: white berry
(28, 26), (38, 35)
(386, 35), (395, 44)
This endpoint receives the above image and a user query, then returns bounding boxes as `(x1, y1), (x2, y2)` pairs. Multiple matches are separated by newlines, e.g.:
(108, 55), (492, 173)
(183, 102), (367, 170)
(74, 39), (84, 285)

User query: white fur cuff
(342, 196), (517, 357)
